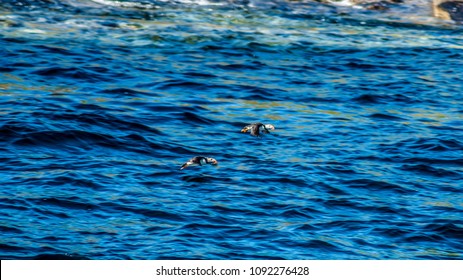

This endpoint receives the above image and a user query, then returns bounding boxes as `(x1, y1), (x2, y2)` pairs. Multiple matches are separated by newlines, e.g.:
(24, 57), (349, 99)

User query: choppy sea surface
(1, 0), (462, 260)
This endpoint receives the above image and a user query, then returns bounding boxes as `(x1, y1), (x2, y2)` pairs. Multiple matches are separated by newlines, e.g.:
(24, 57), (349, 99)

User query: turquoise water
(1, 0), (462, 259)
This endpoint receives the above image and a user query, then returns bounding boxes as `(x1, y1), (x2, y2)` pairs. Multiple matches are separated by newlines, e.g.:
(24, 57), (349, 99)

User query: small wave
(183, 71), (217, 78)
(0, 124), (34, 143)
(34, 207), (71, 219)
(214, 62), (262, 71)
(13, 129), (117, 148)
(77, 112), (162, 135)
(0, 66), (15, 72)
(246, 42), (279, 53)
(44, 175), (106, 189)
(401, 164), (462, 179)
(344, 61), (378, 70)
(400, 137), (463, 152)
(295, 224), (318, 231)
(74, 103), (107, 111)
(343, 179), (410, 194)
(377, 138), (463, 162)
(235, 84), (287, 101)
(32, 253), (89, 260)
(256, 201), (294, 211)
(367, 205), (411, 216)
(371, 227), (411, 238)
(100, 202), (186, 221)
(68, 113), (163, 135)
(280, 209), (314, 219)
(318, 220), (367, 231)
(249, 177), (306, 187)
(33, 44), (76, 56)
(368, 113), (405, 121)
(33, 67), (98, 80)
(181, 222), (236, 231)
(9, 120), (165, 155)
(320, 164), (360, 175)
(352, 93), (413, 104)
(206, 204), (267, 218)
(0, 198), (29, 212)
(402, 157), (463, 167)
(180, 112), (216, 125)
(180, 175), (231, 183)
(99, 87), (156, 96)
(301, 239), (346, 253)
(0, 243), (25, 252)
(38, 197), (97, 211)
(404, 233), (445, 243)
(322, 184), (350, 195)
(323, 198), (362, 210)
(155, 80), (208, 91)
(0, 225), (23, 234)
(424, 222), (463, 241)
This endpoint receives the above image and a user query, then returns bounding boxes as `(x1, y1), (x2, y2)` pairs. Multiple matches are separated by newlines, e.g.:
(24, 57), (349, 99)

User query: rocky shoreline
(432, 0), (463, 21)
(1, 0), (462, 25)
(311, 0), (463, 23)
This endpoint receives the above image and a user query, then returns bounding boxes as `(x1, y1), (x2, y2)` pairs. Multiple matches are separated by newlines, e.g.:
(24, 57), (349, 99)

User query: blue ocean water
(0, 0), (462, 260)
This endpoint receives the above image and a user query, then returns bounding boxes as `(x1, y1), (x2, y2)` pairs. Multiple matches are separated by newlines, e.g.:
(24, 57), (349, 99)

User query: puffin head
(206, 157), (218, 165)
(264, 124), (275, 131)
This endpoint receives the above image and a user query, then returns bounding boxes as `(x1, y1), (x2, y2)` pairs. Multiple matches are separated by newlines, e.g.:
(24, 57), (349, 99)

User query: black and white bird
(241, 122), (275, 137)
(180, 156), (218, 170)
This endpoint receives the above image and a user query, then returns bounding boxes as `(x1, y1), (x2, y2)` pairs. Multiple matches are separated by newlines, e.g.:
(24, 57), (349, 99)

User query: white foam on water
(89, 0), (158, 9)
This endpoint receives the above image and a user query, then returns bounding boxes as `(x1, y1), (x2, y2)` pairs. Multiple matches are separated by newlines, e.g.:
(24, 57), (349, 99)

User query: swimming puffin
(180, 156), (218, 170)
(241, 123), (275, 137)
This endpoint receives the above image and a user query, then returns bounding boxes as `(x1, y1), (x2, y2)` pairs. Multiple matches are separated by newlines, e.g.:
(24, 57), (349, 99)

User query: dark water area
(1, 0), (462, 259)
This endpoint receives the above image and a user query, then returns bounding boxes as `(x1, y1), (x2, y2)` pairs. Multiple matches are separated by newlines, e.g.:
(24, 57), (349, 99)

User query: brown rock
(433, 0), (463, 21)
